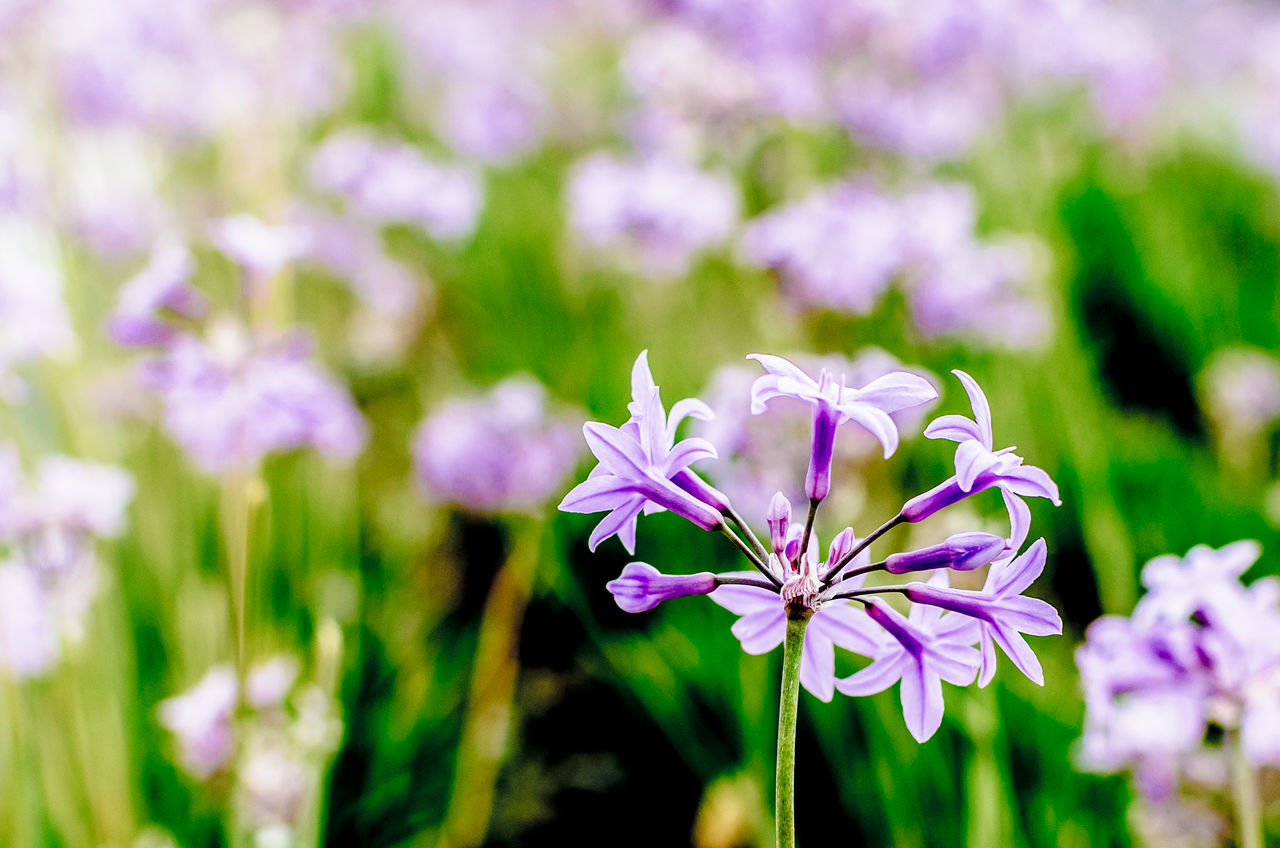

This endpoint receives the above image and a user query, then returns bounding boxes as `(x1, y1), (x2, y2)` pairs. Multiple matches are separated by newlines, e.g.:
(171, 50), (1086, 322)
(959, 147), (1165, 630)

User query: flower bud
(605, 562), (717, 613)
(884, 532), (1007, 574)
(767, 491), (791, 556)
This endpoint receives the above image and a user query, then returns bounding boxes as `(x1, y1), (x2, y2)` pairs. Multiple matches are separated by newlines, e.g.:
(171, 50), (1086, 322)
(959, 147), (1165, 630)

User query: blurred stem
(437, 519), (544, 848)
(776, 608), (811, 848)
(1231, 730), (1263, 848)
(221, 473), (264, 698)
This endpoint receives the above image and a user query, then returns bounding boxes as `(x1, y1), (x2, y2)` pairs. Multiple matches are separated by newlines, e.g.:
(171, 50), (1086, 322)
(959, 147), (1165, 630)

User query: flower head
(560, 351), (723, 553)
(748, 353), (936, 500)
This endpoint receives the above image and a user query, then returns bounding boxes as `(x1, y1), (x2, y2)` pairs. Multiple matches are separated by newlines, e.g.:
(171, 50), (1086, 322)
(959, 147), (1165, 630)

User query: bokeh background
(3, 1), (1280, 846)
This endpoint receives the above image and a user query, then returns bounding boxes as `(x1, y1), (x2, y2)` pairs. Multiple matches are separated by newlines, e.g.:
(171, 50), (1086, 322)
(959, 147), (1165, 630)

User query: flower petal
(588, 497), (645, 553)
(710, 582), (781, 616)
(847, 370), (938, 413)
(800, 629), (836, 702)
(836, 653), (907, 697)
(559, 475), (637, 513)
(730, 607), (787, 655)
(952, 369), (993, 449)
(924, 413), (986, 444)
(900, 661), (945, 742)
(839, 403), (899, 459)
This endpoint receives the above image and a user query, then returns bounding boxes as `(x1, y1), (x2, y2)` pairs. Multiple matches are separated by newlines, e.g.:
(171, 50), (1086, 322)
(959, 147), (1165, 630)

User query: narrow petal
(809, 603), (884, 657)
(747, 353), (815, 384)
(839, 403), (899, 458)
(664, 436), (718, 475)
(1001, 488), (1031, 550)
(996, 464), (1060, 504)
(990, 595), (1062, 636)
(977, 627), (997, 688)
(709, 582), (782, 616)
(989, 623), (1044, 685)
(583, 422), (647, 478)
(848, 371), (938, 413)
(990, 537), (1048, 597)
(835, 653), (907, 697)
(667, 398), (715, 442)
(928, 641), (982, 686)
(559, 475), (637, 513)
(924, 413), (986, 444)
(629, 350), (656, 408)
(952, 369), (993, 449)
(639, 387), (667, 461)
(730, 608), (787, 654)
(588, 498), (645, 553)
(955, 440), (998, 492)
(800, 629), (836, 702)
(900, 662), (946, 742)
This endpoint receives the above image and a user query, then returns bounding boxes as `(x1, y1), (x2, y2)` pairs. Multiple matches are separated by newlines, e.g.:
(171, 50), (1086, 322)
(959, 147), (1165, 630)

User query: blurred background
(2, 0), (1280, 846)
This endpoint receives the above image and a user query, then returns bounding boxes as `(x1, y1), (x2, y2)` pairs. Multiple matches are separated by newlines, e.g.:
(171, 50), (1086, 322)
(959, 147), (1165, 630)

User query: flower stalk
(776, 606), (811, 848)
(1231, 729), (1264, 848)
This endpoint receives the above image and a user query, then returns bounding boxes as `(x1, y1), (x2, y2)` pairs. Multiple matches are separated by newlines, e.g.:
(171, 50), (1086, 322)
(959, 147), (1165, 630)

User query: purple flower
(108, 242), (205, 347)
(158, 665), (239, 778)
(904, 538), (1062, 686)
(692, 350), (937, 519)
(836, 584), (981, 742)
(1134, 540), (1262, 626)
(904, 370), (1059, 532)
(567, 152), (739, 278)
(0, 562), (60, 679)
(747, 353), (937, 500)
(209, 214), (311, 281)
(740, 183), (904, 314)
(141, 320), (366, 474)
(712, 577), (884, 702)
(413, 377), (581, 515)
(308, 129), (484, 240)
(560, 351), (724, 552)
(606, 562), (718, 613)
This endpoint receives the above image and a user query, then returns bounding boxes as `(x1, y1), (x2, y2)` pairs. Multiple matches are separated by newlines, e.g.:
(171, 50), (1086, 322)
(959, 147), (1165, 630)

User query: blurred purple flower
(308, 129), (484, 240)
(142, 320), (366, 473)
(159, 665), (239, 778)
(209, 214), (311, 281)
(567, 152), (739, 278)
(741, 183), (903, 314)
(108, 242), (205, 347)
(413, 376), (581, 515)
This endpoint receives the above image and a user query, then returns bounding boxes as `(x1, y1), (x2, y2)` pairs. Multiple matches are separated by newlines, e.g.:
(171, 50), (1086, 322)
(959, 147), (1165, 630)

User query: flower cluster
(1077, 541), (1280, 800)
(562, 351), (1061, 741)
(0, 448), (134, 678)
(567, 152), (740, 278)
(740, 181), (1050, 349)
(413, 376), (582, 515)
(159, 656), (343, 843)
(109, 236), (367, 475)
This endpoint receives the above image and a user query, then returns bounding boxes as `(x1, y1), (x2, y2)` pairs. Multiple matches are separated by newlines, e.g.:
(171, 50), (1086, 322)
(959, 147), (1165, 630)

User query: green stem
(776, 608), (811, 848)
(1231, 729), (1264, 848)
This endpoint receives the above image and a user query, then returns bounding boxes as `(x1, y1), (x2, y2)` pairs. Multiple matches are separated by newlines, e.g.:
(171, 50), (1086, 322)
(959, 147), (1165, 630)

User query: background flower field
(3, 2), (1280, 846)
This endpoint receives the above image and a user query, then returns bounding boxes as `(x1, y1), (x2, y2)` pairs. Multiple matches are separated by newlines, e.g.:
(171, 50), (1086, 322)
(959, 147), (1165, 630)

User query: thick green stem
(1231, 729), (1263, 848)
(776, 608), (811, 848)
